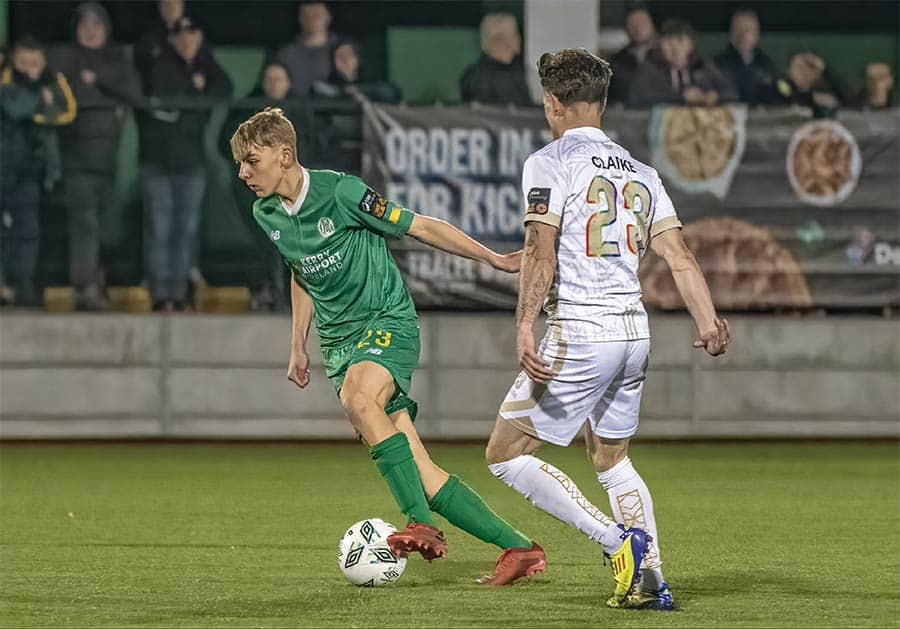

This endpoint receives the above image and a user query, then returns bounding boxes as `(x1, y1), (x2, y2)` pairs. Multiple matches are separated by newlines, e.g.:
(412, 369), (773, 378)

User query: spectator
(777, 51), (842, 115)
(308, 40), (401, 173)
(220, 62), (307, 181)
(218, 62), (303, 311)
(714, 8), (782, 105)
(139, 15), (233, 311)
(857, 62), (894, 109)
(220, 63), (305, 173)
(276, 2), (337, 98)
(628, 19), (736, 107)
(1, 36), (75, 307)
(261, 61), (292, 102)
(49, 2), (142, 311)
(312, 40), (401, 103)
(460, 13), (533, 107)
(133, 0), (186, 93)
(607, 4), (657, 104)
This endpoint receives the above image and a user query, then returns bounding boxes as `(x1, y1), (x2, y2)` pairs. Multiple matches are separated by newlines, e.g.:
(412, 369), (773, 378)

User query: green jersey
(252, 168), (417, 349)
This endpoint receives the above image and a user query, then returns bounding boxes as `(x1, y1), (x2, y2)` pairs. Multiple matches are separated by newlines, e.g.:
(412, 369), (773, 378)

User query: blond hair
(230, 107), (298, 162)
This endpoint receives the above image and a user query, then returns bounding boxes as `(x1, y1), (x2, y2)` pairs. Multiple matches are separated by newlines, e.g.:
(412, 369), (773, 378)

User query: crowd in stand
(462, 5), (894, 110)
(0, 0), (895, 312)
(0, 0), (399, 311)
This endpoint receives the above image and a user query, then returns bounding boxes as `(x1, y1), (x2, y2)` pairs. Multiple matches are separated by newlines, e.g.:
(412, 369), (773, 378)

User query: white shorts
(498, 335), (650, 446)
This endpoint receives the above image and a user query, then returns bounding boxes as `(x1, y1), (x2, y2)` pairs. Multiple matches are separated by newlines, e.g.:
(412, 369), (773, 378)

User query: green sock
(428, 475), (531, 549)
(370, 432), (433, 525)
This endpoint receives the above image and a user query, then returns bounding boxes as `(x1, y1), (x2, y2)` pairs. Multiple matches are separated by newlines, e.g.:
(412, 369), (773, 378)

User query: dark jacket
(628, 50), (738, 107)
(49, 43), (141, 175)
(133, 19), (174, 94)
(714, 44), (782, 105)
(313, 69), (402, 104)
(308, 72), (401, 172)
(0, 64), (75, 187)
(775, 77), (844, 118)
(276, 34), (337, 97)
(608, 46), (651, 104)
(139, 47), (233, 172)
(777, 67), (846, 107)
(460, 54), (534, 107)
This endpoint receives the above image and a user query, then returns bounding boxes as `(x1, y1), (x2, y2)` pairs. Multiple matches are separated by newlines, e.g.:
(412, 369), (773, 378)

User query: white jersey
(522, 126), (681, 342)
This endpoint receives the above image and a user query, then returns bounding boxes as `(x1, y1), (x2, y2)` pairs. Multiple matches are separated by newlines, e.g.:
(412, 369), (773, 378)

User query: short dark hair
(299, 1), (331, 14)
(624, 2), (651, 19)
(659, 19), (695, 39)
(333, 38), (359, 56)
(13, 34), (44, 53)
(537, 48), (612, 107)
(731, 7), (759, 22)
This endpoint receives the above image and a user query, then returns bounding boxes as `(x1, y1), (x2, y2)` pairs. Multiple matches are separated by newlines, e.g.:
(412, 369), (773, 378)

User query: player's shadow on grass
(551, 569), (860, 613)
(674, 570), (863, 600)
(409, 559), (554, 588)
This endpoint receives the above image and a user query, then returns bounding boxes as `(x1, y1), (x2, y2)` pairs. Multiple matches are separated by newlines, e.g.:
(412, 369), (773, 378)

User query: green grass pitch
(1, 441), (897, 628)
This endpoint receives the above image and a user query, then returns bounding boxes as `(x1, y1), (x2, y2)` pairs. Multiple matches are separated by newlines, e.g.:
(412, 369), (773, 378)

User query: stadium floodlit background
(0, 1), (898, 627)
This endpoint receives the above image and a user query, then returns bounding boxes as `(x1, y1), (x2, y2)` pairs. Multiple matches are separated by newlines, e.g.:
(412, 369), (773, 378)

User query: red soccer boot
(477, 542), (547, 585)
(387, 521), (447, 562)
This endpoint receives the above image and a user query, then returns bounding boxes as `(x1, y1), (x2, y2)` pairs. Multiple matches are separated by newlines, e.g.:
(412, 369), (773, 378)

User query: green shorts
(322, 317), (420, 421)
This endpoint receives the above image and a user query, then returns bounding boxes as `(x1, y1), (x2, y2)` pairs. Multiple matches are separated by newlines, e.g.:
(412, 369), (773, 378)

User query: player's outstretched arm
(516, 222), (558, 383)
(407, 214), (520, 272)
(649, 228), (731, 356)
(287, 276), (315, 388)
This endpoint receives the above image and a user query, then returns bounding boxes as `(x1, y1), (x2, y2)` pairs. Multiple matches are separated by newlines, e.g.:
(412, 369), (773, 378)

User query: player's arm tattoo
(516, 222), (558, 331)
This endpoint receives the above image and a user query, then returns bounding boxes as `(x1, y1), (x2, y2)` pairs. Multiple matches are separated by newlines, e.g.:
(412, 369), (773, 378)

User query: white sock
(598, 456), (664, 581)
(489, 454), (624, 555)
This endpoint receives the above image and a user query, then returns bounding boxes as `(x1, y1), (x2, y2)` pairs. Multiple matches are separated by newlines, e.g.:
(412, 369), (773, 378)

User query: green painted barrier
(388, 27), (481, 105)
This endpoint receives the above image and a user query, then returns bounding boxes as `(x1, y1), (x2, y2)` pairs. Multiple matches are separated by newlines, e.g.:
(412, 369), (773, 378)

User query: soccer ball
(337, 518), (407, 587)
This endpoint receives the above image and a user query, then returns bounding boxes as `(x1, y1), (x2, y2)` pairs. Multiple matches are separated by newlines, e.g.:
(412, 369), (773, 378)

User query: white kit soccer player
(499, 126), (677, 582)
(485, 49), (730, 610)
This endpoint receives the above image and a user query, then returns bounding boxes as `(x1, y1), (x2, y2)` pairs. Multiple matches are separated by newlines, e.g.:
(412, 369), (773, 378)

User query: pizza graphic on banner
(786, 120), (861, 207)
(639, 216), (812, 311)
(649, 105), (747, 199)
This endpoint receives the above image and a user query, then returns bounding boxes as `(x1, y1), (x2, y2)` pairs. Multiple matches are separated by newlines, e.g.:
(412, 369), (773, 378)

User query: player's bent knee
(485, 442), (510, 467)
(590, 442), (628, 472)
(484, 434), (508, 467)
(339, 387), (377, 422)
(485, 415), (534, 466)
(485, 439), (520, 469)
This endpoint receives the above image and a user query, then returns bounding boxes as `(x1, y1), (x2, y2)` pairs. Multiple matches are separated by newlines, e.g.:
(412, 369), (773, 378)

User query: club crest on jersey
(317, 217), (335, 238)
(270, 230), (281, 241)
(527, 187), (551, 215)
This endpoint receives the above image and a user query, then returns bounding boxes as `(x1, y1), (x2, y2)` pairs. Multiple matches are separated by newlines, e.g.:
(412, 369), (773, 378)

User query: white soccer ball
(337, 518), (407, 587)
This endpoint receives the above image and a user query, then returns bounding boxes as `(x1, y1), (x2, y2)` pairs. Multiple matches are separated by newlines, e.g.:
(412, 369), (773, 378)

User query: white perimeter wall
(1, 313), (898, 439)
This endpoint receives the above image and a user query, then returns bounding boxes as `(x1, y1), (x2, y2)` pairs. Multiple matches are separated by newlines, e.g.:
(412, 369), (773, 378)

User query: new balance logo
(270, 230), (281, 241)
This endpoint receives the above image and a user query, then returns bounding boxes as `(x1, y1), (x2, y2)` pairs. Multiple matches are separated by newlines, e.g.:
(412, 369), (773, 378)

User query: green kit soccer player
(230, 108), (546, 585)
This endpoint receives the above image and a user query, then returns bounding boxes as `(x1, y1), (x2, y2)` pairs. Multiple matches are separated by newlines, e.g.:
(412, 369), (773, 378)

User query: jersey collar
(280, 166), (311, 216)
(563, 126), (610, 142)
